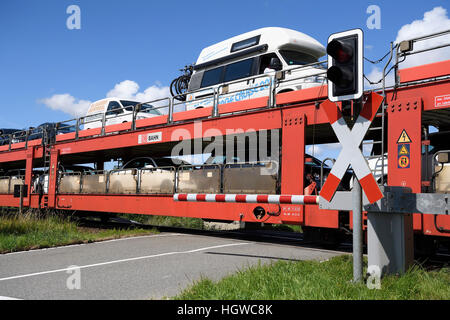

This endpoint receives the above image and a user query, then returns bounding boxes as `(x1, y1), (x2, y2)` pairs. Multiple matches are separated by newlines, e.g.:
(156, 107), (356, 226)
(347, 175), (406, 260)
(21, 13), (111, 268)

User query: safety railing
(0, 126), (47, 151)
(177, 164), (222, 194)
(55, 161), (282, 196)
(81, 170), (108, 194)
(108, 169), (139, 194)
(9, 175), (25, 194)
(0, 61), (332, 152)
(74, 98), (171, 137)
(432, 150), (450, 193)
(212, 60), (327, 116)
(2, 30), (450, 155)
(139, 166), (176, 194)
(223, 161), (278, 194)
(320, 158), (336, 188)
(57, 170), (105, 194)
(0, 176), (11, 193)
(59, 172), (82, 194)
(0, 176), (25, 194)
(394, 29), (450, 86)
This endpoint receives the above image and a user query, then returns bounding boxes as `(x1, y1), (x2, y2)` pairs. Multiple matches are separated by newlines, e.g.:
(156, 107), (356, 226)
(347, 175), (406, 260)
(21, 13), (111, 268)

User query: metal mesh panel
(108, 170), (137, 194)
(435, 165), (450, 193)
(81, 173), (107, 194)
(9, 177), (24, 194)
(0, 177), (10, 194)
(59, 174), (81, 194)
(223, 162), (278, 194)
(140, 167), (175, 194)
(177, 165), (221, 193)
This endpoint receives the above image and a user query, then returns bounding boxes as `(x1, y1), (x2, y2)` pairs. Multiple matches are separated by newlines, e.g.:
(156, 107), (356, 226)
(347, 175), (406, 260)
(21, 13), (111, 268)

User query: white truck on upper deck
(184, 27), (326, 110)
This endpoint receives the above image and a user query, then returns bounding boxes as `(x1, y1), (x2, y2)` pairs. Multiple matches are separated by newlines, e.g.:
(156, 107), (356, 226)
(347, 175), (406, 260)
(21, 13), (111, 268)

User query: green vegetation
(176, 255), (450, 300)
(120, 213), (302, 232)
(120, 213), (205, 229)
(0, 210), (158, 254)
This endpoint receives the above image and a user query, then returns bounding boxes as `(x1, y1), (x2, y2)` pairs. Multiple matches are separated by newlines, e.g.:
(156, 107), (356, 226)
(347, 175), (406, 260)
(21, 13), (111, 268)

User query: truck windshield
(121, 100), (140, 112)
(279, 50), (317, 66)
(140, 103), (162, 115)
(120, 101), (161, 115)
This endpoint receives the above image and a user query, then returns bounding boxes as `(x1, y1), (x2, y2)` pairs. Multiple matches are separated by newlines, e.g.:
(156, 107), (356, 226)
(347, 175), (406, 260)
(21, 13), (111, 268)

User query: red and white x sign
(320, 92), (384, 204)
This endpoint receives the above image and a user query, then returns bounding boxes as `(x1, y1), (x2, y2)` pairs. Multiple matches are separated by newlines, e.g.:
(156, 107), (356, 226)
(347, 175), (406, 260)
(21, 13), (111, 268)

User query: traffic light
(327, 29), (363, 102)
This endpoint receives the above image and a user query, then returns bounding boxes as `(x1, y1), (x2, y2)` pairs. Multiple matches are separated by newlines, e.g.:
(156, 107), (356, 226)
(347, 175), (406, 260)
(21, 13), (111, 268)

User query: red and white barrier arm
(173, 194), (319, 205)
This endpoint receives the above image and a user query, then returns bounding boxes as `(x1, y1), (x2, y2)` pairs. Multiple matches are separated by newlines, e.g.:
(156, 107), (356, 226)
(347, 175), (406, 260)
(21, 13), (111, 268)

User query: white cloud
(40, 81), (174, 117)
(365, 6), (450, 89)
(106, 80), (140, 100)
(107, 80), (171, 103)
(38, 94), (92, 117)
(364, 66), (395, 89)
(306, 145), (323, 157)
(394, 6), (450, 69)
(306, 143), (342, 159)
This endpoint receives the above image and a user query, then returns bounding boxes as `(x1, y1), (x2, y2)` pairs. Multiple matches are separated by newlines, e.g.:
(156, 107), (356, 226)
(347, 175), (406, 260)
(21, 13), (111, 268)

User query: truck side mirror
(269, 57), (283, 71)
(436, 152), (450, 164)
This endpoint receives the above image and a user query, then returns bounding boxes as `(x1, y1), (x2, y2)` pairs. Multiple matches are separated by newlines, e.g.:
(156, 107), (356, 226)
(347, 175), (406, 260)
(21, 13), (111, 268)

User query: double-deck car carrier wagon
(0, 28), (449, 251)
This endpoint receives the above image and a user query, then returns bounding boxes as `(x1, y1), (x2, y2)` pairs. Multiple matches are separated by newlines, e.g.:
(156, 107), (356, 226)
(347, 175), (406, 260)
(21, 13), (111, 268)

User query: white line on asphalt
(1, 233), (185, 256)
(0, 296), (22, 300)
(0, 242), (250, 282)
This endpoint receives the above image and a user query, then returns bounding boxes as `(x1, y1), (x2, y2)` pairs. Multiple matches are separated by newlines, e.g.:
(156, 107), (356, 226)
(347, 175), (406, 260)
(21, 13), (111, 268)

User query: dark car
(13, 123), (75, 143)
(59, 164), (95, 174)
(29, 122), (75, 141)
(0, 128), (23, 145)
(121, 156), (190, 169)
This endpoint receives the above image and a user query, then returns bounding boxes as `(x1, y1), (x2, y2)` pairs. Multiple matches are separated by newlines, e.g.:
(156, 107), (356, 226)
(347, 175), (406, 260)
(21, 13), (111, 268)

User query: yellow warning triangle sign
(397, 130), (412, 144)
(399, 144), (409, 155)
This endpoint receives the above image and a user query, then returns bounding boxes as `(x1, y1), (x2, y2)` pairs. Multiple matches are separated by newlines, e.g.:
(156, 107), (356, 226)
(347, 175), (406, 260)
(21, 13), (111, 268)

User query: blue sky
(0, 0), (449, 137)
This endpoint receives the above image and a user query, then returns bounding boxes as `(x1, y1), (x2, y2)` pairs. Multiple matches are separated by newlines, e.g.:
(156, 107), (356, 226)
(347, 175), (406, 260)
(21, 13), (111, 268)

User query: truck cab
(185, 27), (326, 110)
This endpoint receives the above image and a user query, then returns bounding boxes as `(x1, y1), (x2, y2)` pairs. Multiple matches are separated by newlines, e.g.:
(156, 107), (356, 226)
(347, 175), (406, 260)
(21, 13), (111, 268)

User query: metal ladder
(40, 129), (51, 209)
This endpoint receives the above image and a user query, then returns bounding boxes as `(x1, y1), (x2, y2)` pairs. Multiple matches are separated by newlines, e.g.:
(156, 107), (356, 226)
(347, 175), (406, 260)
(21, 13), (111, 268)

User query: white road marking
(0, 242), (250, 282)
(0, 296), (22, 300)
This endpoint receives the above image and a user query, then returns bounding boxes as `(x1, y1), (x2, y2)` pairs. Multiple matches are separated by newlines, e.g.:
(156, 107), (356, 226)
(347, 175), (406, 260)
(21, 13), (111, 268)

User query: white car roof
(196, 27), (326, 65)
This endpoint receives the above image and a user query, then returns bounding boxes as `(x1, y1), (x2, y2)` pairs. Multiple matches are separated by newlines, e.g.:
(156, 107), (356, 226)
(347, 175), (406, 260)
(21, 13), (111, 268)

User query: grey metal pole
(19, 185), (24, 215)
(352, 176), (363, 282)
(168, 98), (174, 124)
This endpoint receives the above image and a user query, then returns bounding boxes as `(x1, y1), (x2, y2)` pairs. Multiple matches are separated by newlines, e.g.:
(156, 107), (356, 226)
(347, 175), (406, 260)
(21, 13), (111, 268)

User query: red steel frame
(0, 60), (449, 237)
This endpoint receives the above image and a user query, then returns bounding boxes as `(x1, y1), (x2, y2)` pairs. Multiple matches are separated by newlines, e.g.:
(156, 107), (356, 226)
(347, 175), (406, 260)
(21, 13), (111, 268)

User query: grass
(120, 213), (303, 233)
(0, 210), (158, 254)
(175, 255), (450, 300)
(119, 213), (205, 229)
(0, 208), (300, 254)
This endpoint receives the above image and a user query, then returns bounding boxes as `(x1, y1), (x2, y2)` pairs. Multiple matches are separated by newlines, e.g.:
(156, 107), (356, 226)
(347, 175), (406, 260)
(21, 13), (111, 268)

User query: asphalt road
(0, 232), (344, 300)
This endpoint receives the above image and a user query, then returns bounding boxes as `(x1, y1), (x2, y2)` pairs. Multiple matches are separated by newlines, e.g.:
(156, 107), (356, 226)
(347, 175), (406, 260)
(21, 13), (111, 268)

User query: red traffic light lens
(327, 39), (353, 63)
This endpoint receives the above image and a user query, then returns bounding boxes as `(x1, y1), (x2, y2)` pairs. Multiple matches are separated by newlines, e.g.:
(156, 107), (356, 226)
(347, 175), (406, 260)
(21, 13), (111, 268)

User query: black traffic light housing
(327, 29), (363, 102)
